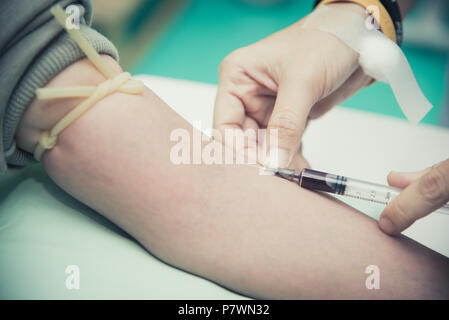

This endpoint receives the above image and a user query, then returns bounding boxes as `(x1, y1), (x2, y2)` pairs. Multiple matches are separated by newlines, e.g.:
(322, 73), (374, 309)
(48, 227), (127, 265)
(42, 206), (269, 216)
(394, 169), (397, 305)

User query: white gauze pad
(302, 5), (432, 124)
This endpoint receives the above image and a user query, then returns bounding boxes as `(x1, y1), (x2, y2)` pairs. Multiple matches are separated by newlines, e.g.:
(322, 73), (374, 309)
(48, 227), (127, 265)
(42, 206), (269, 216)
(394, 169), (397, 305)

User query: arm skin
(16, 57), (449, 299)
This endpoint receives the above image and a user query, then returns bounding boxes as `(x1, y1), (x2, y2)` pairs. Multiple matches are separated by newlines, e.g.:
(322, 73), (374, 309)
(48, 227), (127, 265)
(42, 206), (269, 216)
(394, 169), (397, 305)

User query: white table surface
(137, 75), (449, 258)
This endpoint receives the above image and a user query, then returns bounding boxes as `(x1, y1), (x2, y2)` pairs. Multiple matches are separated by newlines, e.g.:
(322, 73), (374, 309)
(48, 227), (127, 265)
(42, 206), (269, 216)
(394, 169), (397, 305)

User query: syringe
(271, 168), (449, 215)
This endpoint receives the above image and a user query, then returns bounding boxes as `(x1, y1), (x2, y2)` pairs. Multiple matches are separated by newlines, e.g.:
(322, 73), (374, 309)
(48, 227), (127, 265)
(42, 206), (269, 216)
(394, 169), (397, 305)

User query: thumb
(379, 160), (449, 235)
(264, 77), (318, 168)
(387, 168), (431, 189)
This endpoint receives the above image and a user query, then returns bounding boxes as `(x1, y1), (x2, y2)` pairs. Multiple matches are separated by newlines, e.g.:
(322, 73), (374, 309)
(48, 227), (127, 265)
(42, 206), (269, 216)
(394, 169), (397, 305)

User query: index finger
(213, 83), (246, 134)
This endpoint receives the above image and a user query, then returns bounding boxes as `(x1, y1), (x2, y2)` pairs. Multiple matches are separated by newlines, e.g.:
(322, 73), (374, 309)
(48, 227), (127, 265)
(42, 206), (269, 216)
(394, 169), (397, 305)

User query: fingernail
(379, 217), (396, 235)
(264, 148), (290, 169)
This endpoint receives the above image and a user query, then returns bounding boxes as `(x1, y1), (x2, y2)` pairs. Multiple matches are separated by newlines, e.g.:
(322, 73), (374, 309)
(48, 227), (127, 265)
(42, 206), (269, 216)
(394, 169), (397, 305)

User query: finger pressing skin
(214, 51), (249, 133)
(379, 159), (449, 235)
(265, 70), (320, 168)
(213, 83), (246, 134)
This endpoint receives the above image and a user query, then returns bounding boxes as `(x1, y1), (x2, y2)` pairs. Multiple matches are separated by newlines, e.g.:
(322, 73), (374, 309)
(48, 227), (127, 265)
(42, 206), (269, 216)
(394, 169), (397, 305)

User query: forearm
(19, 59), (449, 299)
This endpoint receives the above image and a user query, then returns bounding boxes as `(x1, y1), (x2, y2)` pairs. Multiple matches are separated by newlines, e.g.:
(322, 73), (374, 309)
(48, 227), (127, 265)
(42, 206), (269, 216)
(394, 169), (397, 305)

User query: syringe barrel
(343, 177), (399, 205)
(299, 169), (347, 194)
(299, 169), (400, 205)
(299, 169), (449, 213)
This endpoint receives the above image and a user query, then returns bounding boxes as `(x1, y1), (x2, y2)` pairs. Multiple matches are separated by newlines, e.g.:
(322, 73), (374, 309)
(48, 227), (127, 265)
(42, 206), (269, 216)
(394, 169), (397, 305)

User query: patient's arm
(17, 57), (449, 299)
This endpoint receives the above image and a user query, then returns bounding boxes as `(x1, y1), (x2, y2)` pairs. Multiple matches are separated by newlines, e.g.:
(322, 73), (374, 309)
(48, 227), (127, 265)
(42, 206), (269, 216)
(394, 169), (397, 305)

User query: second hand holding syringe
(269, 168), (449, 216)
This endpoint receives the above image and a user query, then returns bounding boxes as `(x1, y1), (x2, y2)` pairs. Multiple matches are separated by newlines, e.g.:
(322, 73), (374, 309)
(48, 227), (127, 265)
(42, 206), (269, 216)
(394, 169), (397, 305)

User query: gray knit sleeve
(0, 0), (118, 178)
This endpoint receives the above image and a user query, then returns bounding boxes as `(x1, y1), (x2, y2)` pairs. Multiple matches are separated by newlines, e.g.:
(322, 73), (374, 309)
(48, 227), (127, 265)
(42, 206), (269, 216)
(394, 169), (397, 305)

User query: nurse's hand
(213, 2), (372, 169)
(379, 159), (449, 235)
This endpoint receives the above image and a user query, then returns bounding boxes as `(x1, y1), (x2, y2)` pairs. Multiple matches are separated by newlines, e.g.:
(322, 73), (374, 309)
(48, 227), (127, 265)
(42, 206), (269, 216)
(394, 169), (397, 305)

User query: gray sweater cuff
(3, 26), (118, 169)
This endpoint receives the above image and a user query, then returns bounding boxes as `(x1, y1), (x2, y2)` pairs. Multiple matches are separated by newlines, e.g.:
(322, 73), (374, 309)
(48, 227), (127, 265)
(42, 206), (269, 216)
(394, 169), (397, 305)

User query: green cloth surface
(130, 0), (448, 125)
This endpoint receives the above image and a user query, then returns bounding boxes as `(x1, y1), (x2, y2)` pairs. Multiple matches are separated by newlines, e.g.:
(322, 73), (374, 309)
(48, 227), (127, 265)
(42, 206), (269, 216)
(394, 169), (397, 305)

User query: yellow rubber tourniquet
(33, 5), (144, 161)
